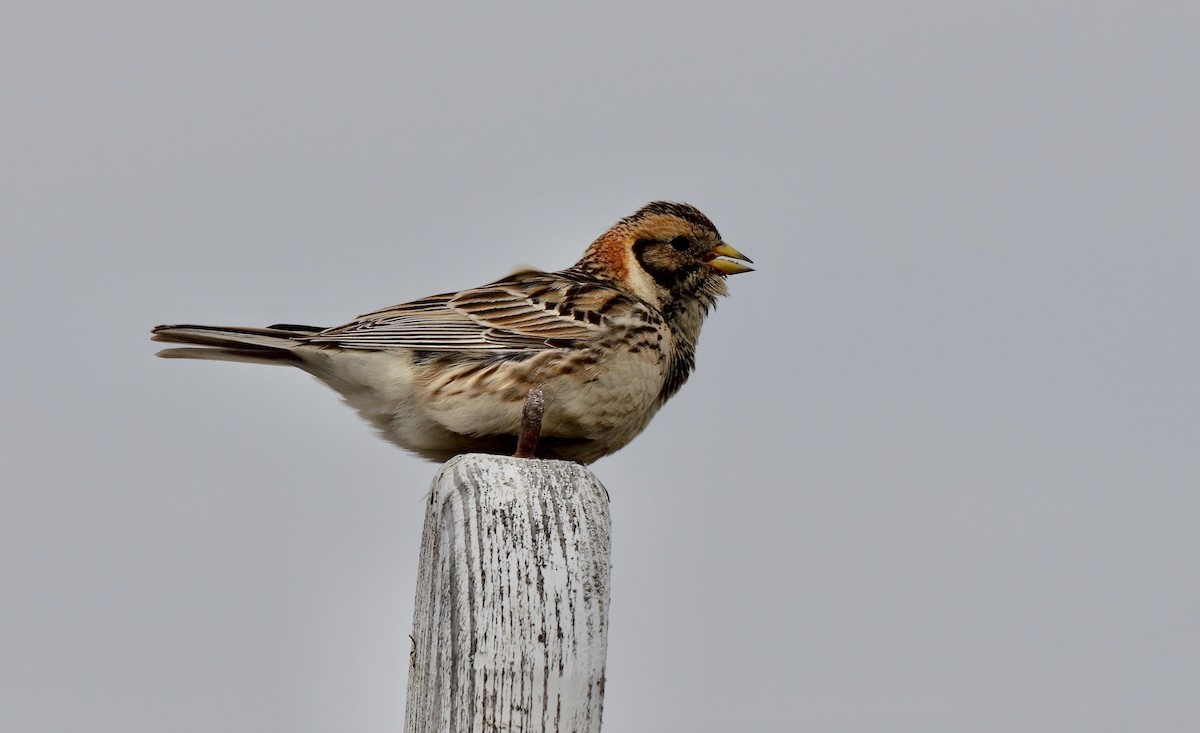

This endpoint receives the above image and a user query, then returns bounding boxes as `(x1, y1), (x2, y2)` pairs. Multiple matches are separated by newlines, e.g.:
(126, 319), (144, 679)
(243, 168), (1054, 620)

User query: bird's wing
(306, 270), (641, 351)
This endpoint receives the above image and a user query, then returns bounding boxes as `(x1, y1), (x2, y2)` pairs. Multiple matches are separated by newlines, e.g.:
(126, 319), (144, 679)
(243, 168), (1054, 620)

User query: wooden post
(404, 454), (611, 733)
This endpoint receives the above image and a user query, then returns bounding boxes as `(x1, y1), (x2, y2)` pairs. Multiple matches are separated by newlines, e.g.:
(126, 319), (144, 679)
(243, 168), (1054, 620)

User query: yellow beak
(705, 242), (755, 275)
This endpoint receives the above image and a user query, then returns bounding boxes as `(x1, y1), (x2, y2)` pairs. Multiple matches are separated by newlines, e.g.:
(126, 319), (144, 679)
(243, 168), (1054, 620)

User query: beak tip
(707, 242), (754, 275)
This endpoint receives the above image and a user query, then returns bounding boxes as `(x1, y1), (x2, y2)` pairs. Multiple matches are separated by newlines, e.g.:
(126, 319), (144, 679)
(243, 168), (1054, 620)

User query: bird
(152, 201), (752, 464)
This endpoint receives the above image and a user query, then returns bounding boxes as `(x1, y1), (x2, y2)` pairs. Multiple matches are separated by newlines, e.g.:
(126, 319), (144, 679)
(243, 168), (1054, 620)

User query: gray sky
(4, 1), (1198, 731)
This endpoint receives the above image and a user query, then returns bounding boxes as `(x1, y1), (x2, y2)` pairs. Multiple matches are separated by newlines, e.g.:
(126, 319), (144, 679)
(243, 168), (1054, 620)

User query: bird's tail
(151, 324), (322, 366)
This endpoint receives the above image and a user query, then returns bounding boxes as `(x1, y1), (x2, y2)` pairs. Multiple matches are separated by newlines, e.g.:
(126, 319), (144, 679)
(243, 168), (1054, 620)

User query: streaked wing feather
(306, 270), (639, 352)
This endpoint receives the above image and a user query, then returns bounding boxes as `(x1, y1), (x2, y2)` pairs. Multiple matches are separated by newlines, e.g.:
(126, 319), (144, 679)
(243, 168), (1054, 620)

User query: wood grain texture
(405, 455), (611, 733)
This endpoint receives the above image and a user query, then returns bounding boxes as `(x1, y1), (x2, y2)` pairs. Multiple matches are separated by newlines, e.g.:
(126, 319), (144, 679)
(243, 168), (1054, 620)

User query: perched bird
(152, 201), (752, 463)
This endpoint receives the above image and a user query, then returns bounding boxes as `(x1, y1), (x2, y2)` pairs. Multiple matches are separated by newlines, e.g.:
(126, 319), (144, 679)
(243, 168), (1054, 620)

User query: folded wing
(307, 269), (640, 352)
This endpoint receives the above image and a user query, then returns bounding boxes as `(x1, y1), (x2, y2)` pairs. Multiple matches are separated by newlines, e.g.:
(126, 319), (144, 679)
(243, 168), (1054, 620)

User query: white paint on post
(404, 454), (612, 733)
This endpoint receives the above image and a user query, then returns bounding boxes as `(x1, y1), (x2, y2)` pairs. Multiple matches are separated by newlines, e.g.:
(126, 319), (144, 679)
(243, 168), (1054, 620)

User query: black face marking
(632, 238), (700, 290)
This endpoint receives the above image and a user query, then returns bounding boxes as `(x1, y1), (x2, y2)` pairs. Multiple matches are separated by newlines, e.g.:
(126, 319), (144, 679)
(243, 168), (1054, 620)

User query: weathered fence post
(404, 454), (612, 733)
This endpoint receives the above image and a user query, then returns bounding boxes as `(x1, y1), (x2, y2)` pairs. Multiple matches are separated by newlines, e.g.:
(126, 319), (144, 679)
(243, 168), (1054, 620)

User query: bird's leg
(514, 388), (545, 459)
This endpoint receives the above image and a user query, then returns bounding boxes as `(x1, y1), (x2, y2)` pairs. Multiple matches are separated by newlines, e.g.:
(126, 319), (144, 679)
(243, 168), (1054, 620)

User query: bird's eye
(670, 235), (690, 252)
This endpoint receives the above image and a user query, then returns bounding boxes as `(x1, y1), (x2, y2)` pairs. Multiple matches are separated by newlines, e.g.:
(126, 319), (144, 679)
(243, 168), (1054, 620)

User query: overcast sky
(3, 2), (1198, 731)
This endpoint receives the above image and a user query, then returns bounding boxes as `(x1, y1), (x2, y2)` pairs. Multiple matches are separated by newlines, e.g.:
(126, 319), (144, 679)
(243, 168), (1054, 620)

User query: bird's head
(578, 201), (753, 309)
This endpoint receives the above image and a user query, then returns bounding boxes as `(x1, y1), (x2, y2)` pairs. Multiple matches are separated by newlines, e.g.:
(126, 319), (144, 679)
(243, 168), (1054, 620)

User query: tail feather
(154, 346), (297, 366)
(151, 324), (320, 366)
(267, 323), (324, 333)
